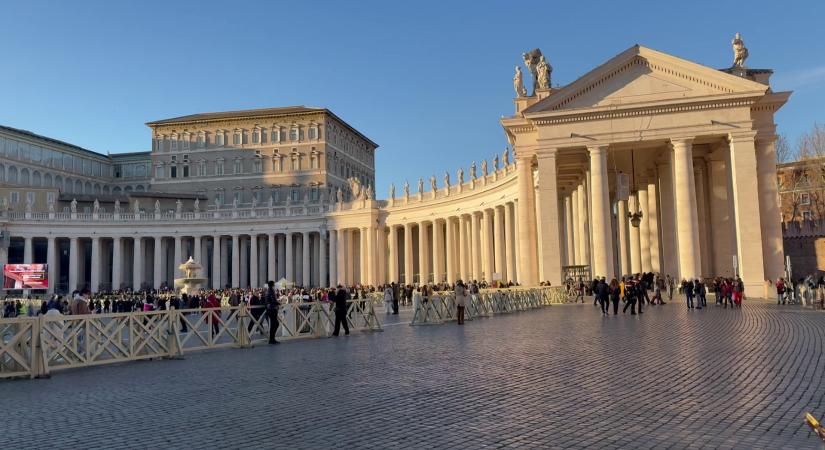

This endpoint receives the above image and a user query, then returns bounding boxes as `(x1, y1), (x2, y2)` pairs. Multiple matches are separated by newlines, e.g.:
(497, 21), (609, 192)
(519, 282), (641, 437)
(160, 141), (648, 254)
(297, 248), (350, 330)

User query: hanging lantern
(628, 149), (643, 228)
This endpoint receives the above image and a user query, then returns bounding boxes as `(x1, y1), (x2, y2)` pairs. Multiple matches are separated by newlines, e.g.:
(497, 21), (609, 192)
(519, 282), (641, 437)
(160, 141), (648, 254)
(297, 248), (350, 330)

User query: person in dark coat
(596, 278), (609, 314)
(332, 285), (350, 336)
(264, 281), (280, 344)
(391, 282), (400, 314)
(609, 279), (620, 315)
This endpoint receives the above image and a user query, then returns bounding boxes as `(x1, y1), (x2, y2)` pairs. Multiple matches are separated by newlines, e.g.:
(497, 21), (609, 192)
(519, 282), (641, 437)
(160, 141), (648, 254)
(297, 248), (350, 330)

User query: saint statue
(522, 48), (543, 95)
(194, 198), (200, 211)
(154, 200), (160, 214)
(71, 198), (78, 213)
(493, 154), (499, 171)
(93, 199), (100, 214)
(48, 201), (55, 214)
(444, 171), (451, 188)
(365, 185), (373, 200)
(133, 198), (140, 214)
(457, 168), (464, 184)
(215, 198), (221, 210)
(25, 199), (32, 213)
(336, 187), (343, 203)
(175, 199), (183, 214)
(403, 180), (410, 198)
(232, 197), (238, 210)
(513, 66), (527, 97)
(732, 32), (748, 68)
(417, 177), (424, 194)
(267, 196), (273, 208)
(481, 160), (488, 176)
(389, 183), (396, 199)
(430, 175), (437, 192)
(503, 147), (510, 166)
(251, 196), (258, 208)
(470, 161), (477, 179)
(114, 199), (121, 214)
(536, 55), (552, 90)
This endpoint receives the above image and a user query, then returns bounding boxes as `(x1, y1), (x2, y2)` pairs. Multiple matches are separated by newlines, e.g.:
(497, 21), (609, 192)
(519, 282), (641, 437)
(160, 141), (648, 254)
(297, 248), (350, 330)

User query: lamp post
(627, 149), (643, 228)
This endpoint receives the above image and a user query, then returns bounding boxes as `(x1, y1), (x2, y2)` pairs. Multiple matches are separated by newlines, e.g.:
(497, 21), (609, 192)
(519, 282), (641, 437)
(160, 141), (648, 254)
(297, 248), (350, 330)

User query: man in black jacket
(332, 285), (350, 336)
(391, 282), (400, 314)
(264, 280), (280, 344)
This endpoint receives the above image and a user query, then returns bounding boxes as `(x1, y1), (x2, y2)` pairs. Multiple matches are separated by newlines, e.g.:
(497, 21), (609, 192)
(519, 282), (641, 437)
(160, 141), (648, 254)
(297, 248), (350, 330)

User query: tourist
(622, 277), (637, 315)
(733, 278), (744, 307)
(70, 289), (91, 315)
(204, 293), (221, 336)
(697, 279), (707, 308)
(391, 282), (400, 314)
(776, 278), (786, 305)
(684, 279), (695, 310)
(382, 285), (393, 315)
(264, 280), (280, 344)
(332, 285), (350, 336)
(609, 278), (620, 315)
(454, 280), (467, 325)
(596, 278), (609, 315)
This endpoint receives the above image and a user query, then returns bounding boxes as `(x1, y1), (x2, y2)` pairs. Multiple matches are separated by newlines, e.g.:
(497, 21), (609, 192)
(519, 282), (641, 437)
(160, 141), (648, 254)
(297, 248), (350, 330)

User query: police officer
(264, 280), (280, 344)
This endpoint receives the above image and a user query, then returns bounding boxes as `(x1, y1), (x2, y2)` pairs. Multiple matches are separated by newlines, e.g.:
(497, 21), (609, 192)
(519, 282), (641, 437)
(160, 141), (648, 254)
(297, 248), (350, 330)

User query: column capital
(728, 130), (758, 144)
(586, 144), (610, 155)
(670, 137), (694, 150)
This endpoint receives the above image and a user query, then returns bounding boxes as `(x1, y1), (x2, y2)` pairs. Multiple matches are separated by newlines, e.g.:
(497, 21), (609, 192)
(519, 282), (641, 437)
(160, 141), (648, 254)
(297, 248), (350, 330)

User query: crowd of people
(566, 273), (750, 315)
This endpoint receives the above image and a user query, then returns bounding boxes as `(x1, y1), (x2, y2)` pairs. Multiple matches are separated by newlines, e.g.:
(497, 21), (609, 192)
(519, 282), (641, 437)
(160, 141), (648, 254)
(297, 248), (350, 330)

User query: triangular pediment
(524, 45), (768, 114)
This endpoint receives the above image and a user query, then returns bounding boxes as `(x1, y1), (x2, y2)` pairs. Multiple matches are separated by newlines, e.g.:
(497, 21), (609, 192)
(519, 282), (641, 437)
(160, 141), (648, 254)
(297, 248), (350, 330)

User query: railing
(410, 287), (565, 325)
(2, 204), (332, 222)
(0, 300), (381, 379)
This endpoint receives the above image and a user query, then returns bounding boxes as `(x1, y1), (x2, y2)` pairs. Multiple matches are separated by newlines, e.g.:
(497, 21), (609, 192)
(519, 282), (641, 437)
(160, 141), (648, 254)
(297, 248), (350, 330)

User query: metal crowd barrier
(409, 287), (565, 325)
(0, 299), (381, 380)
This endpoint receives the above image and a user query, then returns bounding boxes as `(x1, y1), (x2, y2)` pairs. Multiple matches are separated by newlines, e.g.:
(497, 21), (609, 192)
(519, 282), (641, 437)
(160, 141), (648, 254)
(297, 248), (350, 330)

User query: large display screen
(3, 264), (48, 289)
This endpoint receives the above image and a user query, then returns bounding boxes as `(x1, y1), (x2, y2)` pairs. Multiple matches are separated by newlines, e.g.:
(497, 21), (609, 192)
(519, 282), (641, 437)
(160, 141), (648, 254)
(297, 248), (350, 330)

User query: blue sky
(1, 0), (823, 194)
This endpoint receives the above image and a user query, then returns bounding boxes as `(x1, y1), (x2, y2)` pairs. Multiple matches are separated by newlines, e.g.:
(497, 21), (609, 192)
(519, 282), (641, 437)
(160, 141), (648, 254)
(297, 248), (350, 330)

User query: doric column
(658, 159), (678, 278)
(250, 234), (259, 288)
(152, 236), (163, 289)
(672, 138), (702, 281)
(493, 206), (505, 280)
(459, 216), (469, 281)
(133, 237), (143, 290)
(646, 175), (661, 273)
(69, 237), (79, 292)
(328, 230), (336, 287)
(220, 236), (229, 287)
(571, 187), (581, 264)
(240, 236), (249, 287)
(534, 151), (563, 284)
(505, 203), (517, 283)
(694, 163), (712, 277)
(629, 194), (642, 274)
(336, 229), (346, 286)
(212, 235), (221, 289)
(576, 182), (590, 267)
(404, 223), (413, 285)
(231, 234), (240, 288)
(470, 213), (482, 281)
(564, 195), (575, 266)
(268, 234), (276, 283)
(638, 187), (652, 273)
(756, 136), (784, 283)
(111, 237), (122, 291)
(277, 234), (286, 280)
(587, 145), (614, 279)
(90, 237), (101, 292)
(319, 230), (328, 287)
(482, 209), (495, 281)
(23, 237), (33, 264)
(173, 236), (182, 279)
(193, 236), (202, 263)
(302, 232), (311, 287)
(47, 237), (56, 294)
(708, 156), (735, 277)
(445, 218), (455, 283)
(617, 199), (630, 276)
(433, 220), (443, 284)
(285, 232), (294, 283)
(357, 228), (366, 285)
(728, 132), (766, 292)
(388, 225), (398, 283)
(516, 156), (538, 285)
(376, 227), (386, 285)
(418, 222), (429, 284)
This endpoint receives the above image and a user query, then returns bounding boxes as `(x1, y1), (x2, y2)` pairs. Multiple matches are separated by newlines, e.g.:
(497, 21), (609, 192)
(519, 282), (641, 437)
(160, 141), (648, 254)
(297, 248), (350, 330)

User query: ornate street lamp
(627, 149), (643, 228)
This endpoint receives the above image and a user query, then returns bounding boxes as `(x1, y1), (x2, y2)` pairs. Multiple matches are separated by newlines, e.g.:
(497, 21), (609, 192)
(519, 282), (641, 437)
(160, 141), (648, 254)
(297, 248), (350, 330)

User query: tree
(779, 124), (825, 222)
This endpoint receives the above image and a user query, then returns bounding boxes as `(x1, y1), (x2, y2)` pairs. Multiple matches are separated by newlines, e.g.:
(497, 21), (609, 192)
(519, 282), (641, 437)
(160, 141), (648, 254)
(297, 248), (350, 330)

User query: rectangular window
(234, 159), (242, 174)
(291, 189), (300, 202)
(197, 134), (205, 148)
(10, 192), (19, 204)
(171, 139), (178, 151)
(182, 154), (189, 163)
(183, 165), (189, 177)
(216, 162), (225, 176)
(46, 192), (55, 204)
(155, 166), (164, 178)
(216, 133), (225, 146)
(233, 133), (241, 145)
(216, 191), (225, 205)
(252, 130), (260, 144)
(289, 128), (298, 141)
(803, 211), (813, 220)
(801, 193), (811, 205)
(171, 155), (177, 163)
(234, 191), (242, 204)
(170, 166), (177, 178)
(253, 160), (262, 173)
(308, 127), (317, 140)
(271, 129), (279, 143)
(26, 192), (35, 206)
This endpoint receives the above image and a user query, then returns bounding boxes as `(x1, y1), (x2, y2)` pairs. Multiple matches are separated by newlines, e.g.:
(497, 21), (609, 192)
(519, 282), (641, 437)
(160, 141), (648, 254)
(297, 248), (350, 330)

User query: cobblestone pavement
(4, 301), (825, 449)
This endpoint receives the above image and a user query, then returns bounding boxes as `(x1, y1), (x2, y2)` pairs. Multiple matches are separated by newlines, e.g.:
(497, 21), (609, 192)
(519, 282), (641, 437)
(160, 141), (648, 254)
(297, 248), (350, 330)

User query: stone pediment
(524, 45), (769, 115)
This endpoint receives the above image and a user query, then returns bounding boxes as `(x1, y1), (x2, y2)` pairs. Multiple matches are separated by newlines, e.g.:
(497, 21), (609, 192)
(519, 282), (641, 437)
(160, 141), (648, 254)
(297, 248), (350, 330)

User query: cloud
(775, 66), (825, 89)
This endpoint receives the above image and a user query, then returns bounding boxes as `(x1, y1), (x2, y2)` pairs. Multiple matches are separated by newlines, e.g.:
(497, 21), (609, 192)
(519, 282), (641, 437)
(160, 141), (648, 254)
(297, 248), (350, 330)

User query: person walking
(454, 280), (468, 325)
(332, 285), (350, 336)
(623, 278), (637, 315)
(391, 282), (400, 314)
(383, 285), (393, 315)
(684, 279), (695, 310)
(264, 280), (280, 344)
(596, 278), (609, 315)
(609, 278), (620, 315)
(775, 278), (786, 305)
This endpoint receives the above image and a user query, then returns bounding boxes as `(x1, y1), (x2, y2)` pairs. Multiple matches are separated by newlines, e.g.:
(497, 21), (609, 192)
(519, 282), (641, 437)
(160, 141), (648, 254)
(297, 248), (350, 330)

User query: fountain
(174, 257), (209, 295)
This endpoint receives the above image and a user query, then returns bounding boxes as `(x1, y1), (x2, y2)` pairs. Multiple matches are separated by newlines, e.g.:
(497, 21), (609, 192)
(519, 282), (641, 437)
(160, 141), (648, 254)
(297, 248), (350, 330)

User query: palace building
(0, 42), (789, 295)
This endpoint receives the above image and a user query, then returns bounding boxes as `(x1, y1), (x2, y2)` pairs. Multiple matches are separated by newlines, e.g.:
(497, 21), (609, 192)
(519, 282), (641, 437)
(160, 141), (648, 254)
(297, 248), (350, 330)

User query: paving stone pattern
(3, 301), (825, 449)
